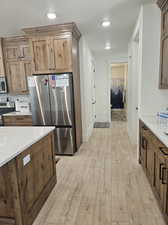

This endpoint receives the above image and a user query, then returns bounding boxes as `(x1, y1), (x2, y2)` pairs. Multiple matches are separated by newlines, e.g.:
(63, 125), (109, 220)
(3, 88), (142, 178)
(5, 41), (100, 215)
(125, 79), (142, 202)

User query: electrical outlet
(23, 154), (31, 166)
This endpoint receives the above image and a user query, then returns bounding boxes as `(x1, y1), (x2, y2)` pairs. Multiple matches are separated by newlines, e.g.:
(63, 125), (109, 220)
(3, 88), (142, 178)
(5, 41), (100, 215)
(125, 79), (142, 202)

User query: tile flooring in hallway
(33, 122), (166, 225)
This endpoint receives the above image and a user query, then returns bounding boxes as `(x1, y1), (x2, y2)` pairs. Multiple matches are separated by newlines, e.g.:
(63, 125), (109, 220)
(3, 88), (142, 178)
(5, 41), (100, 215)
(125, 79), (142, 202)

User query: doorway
(110, 63), (128, 122)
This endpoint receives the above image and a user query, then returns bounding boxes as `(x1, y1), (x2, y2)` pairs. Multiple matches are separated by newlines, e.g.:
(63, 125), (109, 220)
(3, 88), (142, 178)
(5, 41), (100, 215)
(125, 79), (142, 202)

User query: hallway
(33, 122), (166, 225)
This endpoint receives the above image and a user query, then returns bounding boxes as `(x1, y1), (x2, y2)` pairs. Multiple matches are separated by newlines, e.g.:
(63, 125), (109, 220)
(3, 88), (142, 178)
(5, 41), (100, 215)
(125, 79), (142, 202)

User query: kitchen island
(0, 127), (56, 225)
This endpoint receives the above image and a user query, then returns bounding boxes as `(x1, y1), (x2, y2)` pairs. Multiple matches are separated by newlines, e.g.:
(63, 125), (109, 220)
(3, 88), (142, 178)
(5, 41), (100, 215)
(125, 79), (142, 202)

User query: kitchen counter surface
(140, 115), (168, 147)
(3, 111), (32, 116)
(0, 126), (55, 167)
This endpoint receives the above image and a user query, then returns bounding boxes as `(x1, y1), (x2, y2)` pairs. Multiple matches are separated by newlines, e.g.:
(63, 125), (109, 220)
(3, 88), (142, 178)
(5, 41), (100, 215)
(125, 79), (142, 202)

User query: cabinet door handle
(49, 68), (55, 70)
(142, 137), (147, 150)
(142, 125), (148, 130)
(160, 163), (164, 180)
(159, 147), (168, 155)
(162, 167), (167, 185)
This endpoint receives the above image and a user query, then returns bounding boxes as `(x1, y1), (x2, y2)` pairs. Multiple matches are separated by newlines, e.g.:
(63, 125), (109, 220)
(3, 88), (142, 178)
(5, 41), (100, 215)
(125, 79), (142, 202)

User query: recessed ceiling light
(102, 20), (111, 27)
(47, 12), (56, 20)
(105, 43), (111, 50)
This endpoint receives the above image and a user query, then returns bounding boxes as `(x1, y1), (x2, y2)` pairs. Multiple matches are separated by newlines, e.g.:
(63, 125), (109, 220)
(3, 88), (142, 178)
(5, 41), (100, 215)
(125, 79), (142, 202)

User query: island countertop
(0, 126), (55, 167)
(139, 115), (168, 147)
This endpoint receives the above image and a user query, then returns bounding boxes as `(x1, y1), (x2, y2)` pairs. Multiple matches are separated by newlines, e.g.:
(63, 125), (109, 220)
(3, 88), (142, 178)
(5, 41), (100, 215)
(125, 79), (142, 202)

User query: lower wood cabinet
(3, 115), (32, 126)
(154, 147), (168, 211)
(139, 120), (168, 221)
(0, 132), (56, 225)
(146, 137), (155, 185)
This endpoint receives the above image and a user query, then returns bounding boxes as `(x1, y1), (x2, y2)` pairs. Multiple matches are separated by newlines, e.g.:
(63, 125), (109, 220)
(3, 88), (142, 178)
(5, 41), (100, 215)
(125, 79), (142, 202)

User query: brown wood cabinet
(139, 120), (168, 221)
(0, 38), (5, 76)
(3, 115), (32, 126)
(154, 147), (168, 211)
(29, 36), (72, 74)
(0, 132), (56, 225)
(3, 36), (32, 94)
(157, 0), (168, 88)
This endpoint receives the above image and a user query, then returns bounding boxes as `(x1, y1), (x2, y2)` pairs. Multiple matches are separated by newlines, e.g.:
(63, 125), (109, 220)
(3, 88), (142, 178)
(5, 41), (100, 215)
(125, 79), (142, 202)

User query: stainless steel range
(0, 102), (15, 126)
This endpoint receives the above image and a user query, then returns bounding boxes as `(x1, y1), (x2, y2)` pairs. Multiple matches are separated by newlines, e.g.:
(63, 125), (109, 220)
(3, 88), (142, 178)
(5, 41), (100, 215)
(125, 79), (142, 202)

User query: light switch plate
(23, 154), (31, 166)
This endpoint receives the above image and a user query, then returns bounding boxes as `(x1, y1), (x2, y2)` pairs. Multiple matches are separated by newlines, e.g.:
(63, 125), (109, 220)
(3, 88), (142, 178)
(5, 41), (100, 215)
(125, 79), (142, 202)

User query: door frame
(108, 60), (128, 123)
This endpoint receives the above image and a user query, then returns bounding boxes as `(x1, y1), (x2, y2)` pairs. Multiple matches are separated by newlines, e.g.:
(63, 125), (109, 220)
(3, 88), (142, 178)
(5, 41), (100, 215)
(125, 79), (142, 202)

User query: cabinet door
(16, 134), (55, 225)
(20, 61), (32, 92)
(6, 61), (28, 94)
(162, 9), (168, 36)
(20, 44), (31, 60)
(4, 46), (19, 61)
(22, 60), (32, 77)
(53, 38), (72, 72)
(140, 135), (147, 169)
(164, 158), (168, 216)
(154, 149), (167, 211)
(160, 35), (168, 88)
(0, 39), (5, 76)
(30, 37), (51, 74)
(146, 139), (155, 185)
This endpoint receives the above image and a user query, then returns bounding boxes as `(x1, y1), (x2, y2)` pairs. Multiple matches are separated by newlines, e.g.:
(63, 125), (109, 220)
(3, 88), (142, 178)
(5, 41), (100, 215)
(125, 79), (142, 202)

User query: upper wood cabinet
(30, 37), (51, 74)
(29, 36), (72, 74)
(53, 38), (72, 72)
(157, 0), (168, 88)
(23, 23), (79, 74)
(0, 38), (5, 76)
(3, 36), (32, 94)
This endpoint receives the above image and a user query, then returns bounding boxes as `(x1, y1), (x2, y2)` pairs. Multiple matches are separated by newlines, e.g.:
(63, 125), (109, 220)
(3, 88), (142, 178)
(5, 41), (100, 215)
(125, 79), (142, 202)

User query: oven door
(0, 115), (3, 126)
(0, 77), (7, 94)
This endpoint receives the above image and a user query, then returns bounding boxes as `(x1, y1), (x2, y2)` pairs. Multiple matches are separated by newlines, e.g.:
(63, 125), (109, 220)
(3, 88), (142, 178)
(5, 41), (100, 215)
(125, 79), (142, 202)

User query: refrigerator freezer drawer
(54, 127), (76, 155)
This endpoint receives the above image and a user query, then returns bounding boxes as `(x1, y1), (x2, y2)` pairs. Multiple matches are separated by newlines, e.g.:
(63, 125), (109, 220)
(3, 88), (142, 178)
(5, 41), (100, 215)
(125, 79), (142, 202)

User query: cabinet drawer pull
(160, 163), (164, 180)
(16, 117), (24, 121)
(142, 125), (148, 130)
(49, 68), (55, 70)
(142, 136), (147, 150)
(162, 167), (167, 184)
(159, 147), (168, 155)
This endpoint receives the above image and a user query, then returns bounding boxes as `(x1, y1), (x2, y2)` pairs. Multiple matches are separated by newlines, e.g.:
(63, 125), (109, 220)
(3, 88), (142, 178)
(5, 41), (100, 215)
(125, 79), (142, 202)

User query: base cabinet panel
(154, 149), (167, 211)
(139, 120), (168, 222)
(0, 132), (56, 225)
(3, 115), (32, 126)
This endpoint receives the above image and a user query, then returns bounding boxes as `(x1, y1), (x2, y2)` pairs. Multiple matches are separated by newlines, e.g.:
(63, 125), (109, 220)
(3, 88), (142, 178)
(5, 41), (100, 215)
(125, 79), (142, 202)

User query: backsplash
(0, 94), (30, 103)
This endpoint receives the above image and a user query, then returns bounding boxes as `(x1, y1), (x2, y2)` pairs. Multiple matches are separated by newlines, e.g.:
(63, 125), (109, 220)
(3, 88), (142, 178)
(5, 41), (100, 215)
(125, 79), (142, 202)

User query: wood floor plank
(33, 121), (166, 225)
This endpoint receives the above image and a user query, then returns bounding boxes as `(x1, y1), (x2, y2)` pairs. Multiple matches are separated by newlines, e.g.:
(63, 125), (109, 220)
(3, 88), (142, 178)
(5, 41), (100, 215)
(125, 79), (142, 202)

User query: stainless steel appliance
(28, 74), (76, 155)
(0, 77), (7, 94)
(0, 102), (15, 126)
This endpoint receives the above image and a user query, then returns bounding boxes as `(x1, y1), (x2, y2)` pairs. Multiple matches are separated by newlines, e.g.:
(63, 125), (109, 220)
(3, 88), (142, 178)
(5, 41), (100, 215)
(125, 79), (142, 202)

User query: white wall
(128, 3), (168, 144)
(94, 54), (128, 123)
(94, 55), (110, 123)
(140, 4), (168, 115)
(79, 37), (95, 142)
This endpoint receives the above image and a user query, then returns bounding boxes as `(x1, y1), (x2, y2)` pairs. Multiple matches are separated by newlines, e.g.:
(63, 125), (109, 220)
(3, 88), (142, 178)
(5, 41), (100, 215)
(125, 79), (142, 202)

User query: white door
(91, 61), (96, 124)
(132, 40), (140, 144)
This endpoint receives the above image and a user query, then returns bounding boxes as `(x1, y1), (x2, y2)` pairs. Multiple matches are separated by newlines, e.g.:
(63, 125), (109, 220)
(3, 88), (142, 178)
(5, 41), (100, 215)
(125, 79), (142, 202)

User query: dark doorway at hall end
(110, 63), (128, 122)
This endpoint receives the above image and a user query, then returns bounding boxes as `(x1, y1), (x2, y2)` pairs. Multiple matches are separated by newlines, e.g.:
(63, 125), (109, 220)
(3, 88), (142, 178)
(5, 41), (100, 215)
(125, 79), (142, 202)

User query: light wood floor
(33, 122), (166, 225)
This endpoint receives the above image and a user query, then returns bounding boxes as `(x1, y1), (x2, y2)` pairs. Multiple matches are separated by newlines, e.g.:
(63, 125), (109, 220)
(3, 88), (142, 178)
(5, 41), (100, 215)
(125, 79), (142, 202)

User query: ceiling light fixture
(102, 20), (111, 27)
(47, 12), (56, 20)
(105, 43), (111, 50)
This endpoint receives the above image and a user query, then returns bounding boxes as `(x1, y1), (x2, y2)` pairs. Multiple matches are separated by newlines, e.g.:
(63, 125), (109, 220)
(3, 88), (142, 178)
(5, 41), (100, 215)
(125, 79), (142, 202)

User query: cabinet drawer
(3, 115), (32, 126)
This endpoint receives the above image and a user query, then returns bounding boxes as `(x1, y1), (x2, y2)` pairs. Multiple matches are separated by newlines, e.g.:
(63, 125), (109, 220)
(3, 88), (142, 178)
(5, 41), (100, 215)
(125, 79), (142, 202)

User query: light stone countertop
(0, 126), (55, 167)
(139, 115), (168, 147)
(3, 111), (32, 116)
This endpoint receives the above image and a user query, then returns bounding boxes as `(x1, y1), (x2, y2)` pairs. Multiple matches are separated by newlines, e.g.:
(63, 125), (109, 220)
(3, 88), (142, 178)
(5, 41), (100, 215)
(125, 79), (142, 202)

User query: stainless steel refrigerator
(28, 74), (76, 155)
